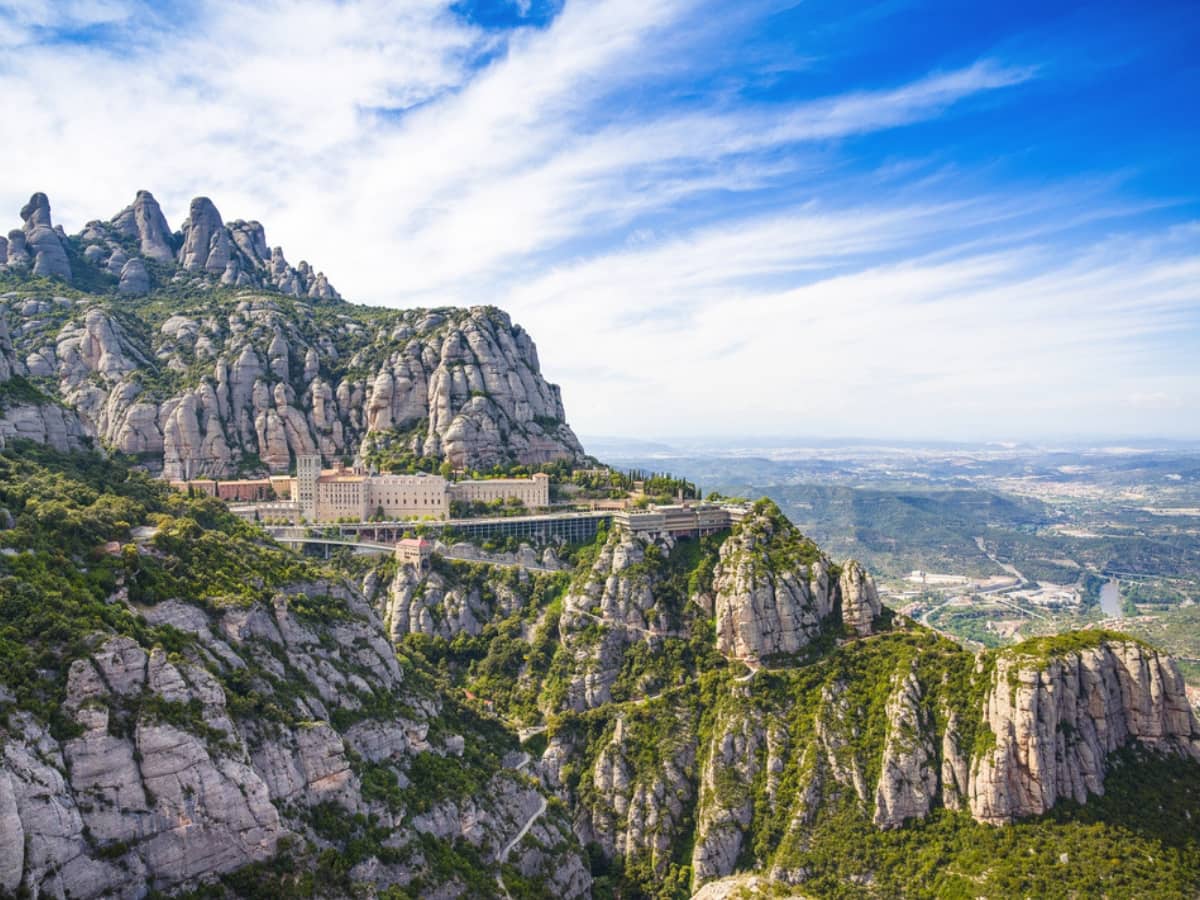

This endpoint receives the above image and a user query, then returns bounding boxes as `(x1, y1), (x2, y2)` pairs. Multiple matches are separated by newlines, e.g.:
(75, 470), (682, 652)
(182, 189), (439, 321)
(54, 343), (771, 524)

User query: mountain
(1, 191), (337, 301)
(0, 191), (584, 476)
(0, 446), (589, 899)
(0, 193), (1197, 899)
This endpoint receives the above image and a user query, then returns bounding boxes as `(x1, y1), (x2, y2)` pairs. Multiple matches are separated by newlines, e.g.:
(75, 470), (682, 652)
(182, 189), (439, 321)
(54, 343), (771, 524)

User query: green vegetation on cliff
(765, 747), (1200, 899)
(0, 441), (314, 728)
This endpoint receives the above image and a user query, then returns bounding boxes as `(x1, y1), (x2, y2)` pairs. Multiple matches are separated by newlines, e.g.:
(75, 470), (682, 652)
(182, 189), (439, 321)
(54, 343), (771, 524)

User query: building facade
(175, 455), (549, 524)
(447, 474), (550, 509)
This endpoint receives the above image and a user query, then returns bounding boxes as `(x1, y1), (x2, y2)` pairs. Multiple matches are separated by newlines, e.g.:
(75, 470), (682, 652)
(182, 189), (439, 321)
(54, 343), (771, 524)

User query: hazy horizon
(578, 433), (1200, 454)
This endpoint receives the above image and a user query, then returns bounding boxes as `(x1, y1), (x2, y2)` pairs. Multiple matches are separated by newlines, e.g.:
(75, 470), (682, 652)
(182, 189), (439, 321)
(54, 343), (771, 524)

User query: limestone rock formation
(969, 638), (1200, 824)
(0, 581), (591, 898)
(4, 292), (581, 476)
(562, 709), (697, 885)
(873, 668), (937, 828)
(691, 705), (765, 882)
(711, 503), (834, 661)
(838, 559), (881, 637)
(178, 196), (229, 273)
(558, 530), (665, 710)
(0, 303), (86, 451)
(0, 191), (582, 474)
(384, 561), (533, 641)
(2, 190), (341, 301)
(111, 190), (175, 262)
(18, 192), (71, 281)
(118, 257), (150, 295)
(175, 195), (339, 299)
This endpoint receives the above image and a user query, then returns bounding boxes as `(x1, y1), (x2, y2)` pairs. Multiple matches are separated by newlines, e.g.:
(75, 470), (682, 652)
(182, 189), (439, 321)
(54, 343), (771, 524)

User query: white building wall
(367, 474), (450, 520)
(448, 474), (549, 508)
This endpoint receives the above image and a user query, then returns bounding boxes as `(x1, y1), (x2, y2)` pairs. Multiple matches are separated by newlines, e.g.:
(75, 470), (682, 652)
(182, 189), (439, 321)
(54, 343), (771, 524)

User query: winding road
(495, 793), (548, 899)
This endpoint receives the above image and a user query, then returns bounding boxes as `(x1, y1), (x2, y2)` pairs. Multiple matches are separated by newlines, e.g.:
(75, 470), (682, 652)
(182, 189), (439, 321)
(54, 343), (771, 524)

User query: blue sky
(1, 0), (1197, 441)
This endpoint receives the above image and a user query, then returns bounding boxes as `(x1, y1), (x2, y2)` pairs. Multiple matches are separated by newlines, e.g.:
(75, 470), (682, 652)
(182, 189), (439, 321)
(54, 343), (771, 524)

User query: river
(1099, 579), (1122, 618)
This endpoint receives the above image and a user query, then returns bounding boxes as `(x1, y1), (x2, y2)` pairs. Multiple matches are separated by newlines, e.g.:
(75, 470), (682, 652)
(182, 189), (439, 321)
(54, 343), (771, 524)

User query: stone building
(293, 458), (449, 523)
(177, 455), (548, 523)
(395, 537), (433, 572)
(447, 473), (549, 509)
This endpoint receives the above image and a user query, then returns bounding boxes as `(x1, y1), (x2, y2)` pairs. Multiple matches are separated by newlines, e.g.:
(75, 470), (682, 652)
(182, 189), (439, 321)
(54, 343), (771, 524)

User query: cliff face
(969, 639), (1200, 824)
(21, 296), (579, 475)
(0, 586), (590, 899)
(2, 294), (581, 478)
(0, 191), (583, 474)
(373, 503), (1200, 894)
(710, 501), (880, 662)
(557, 531), (672, 711)
(0, 299), (86, 452)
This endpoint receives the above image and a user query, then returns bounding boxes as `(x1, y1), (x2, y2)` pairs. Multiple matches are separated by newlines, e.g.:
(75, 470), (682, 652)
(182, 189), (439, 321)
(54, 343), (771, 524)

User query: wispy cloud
(506, 197), (1199, 439)
(0, 0), (1194, 439)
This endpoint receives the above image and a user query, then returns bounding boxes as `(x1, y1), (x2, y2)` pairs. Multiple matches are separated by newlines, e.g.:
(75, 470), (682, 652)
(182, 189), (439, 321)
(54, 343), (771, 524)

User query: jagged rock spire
(110, 190), (174, 262)
(17, 192), (71, 281)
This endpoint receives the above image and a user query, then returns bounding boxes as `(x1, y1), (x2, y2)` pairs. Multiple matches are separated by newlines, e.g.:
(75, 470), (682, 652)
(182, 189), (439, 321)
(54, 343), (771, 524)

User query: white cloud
(506, 200), (1200, 440)
(0, 0), (1192, 439)
(0, 0), (1023, 287)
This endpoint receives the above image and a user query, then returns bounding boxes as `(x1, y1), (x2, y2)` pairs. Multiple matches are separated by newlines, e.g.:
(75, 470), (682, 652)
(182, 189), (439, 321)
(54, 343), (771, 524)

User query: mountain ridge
(0, 191), (584, 476)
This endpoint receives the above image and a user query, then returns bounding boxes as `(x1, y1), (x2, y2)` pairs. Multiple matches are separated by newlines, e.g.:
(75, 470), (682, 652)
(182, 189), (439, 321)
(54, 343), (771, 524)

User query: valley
(599, 439), (1200, 694)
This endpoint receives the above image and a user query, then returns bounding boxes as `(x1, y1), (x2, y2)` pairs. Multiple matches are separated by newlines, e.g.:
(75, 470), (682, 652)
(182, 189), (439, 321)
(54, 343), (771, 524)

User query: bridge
(272, 535), (396, 555)
(265, 509), (615, 546)
(271, 531), (557, 572)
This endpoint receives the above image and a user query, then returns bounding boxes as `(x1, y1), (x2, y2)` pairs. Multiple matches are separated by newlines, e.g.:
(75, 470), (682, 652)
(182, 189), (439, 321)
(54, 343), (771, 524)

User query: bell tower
(296, 454), (320, 521)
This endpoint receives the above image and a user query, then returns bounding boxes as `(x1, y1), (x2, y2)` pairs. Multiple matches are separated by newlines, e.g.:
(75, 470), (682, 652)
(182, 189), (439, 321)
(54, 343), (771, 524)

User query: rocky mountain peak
(1, 190), (340, 302)
(19, 192), (53, 228)
(711, 500), (834, 660)
(709, 501), (884, 661)
(10, 191), (72, 281)
(110, 190), (174, 262)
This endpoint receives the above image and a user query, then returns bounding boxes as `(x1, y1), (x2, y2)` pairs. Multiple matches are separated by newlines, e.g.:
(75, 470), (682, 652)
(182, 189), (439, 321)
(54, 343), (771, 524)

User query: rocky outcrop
(17, 192), (71, 281)
(691, 704), (764, 883)
(0, 303), (87, 451)
(111, 190), (175, 262)
(175, 196), (339, 299)
(968, 638), (1200, 824)
(178, 196), (232, 274)
(571, 710), (698, 882)
(4, 290), (582, 476)
(0, 581), (590, 898)
(711, 504), (834, 661)
(838, 559), (880, 637)
(118, 257), (150, 295)
(2, 190), (341, 301)
(383, 560), (541, 641)
(711, 507), (886, 662)
(0, 399), (87, 451)
(557, 531), (673, 710)
(873, 668), (937, 828)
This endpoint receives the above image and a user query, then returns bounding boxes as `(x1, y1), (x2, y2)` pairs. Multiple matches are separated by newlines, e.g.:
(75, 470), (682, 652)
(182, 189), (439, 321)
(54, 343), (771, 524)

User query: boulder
(118, 257), (150, 295)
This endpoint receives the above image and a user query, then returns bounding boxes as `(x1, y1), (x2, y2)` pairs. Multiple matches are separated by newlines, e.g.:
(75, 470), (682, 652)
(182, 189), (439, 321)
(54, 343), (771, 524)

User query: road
(974, 536), (1027, 583)
(495, 794), (548, 899)
(569, 608), (682, 639)
(268, 532), (555, 572)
